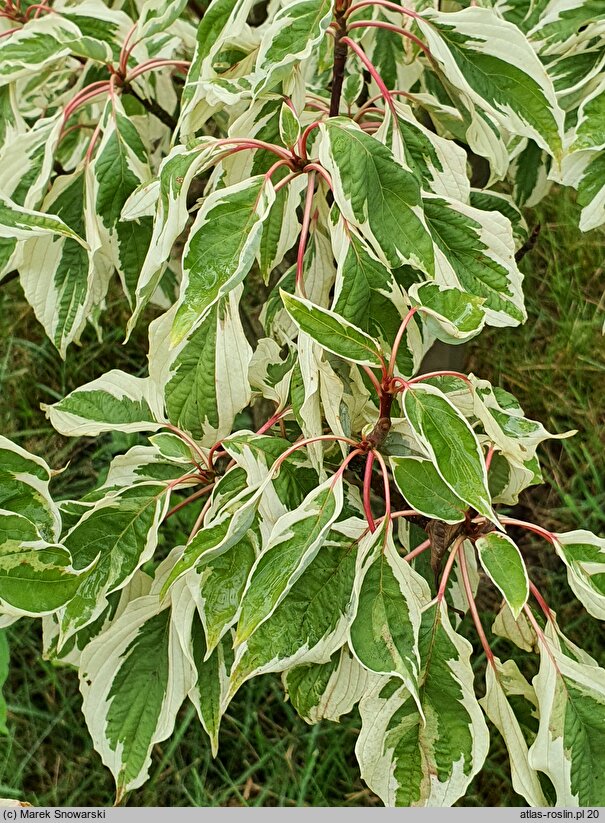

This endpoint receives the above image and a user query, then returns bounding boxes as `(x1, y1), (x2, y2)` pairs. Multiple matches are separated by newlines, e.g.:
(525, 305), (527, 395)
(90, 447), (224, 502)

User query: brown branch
(329, 0), (351, 117)
(515, 222), (541, 263)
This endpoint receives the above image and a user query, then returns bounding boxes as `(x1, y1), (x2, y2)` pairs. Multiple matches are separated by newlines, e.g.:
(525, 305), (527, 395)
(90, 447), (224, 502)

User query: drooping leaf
(417, 7), (564, 161)
(403, 383), (496, 523)
(349, 527), (429, 698)
(319, 118), (435, 273)
(476, 532), (529, 619)
(0, 435), (61, 542)
(553, 530), (605, 620)
(227, 527), (360, 702)
(283, 646), (371, 725)
(529, 625), (605, 806)
(59, 483), (170, 640)
(356, 600), (489, 806)
(79, 593), (191, 800)
(172, 176), (275, 343)
(423, 195), (525, 327)
(236, 477), (344, 643)
(480, 658), (547, 806)
(281, 291), (383, 367)
(390, 455), (467, 524)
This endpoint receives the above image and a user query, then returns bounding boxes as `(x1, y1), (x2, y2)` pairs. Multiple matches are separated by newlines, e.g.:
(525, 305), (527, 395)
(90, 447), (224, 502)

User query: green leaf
(409, 281), (486, 344)
(553, 530), (605, 620)
(476, 532), (529, 619)
(46, 371), (162, 437)
(356, 600), (489, 806)
(562, 148), (605, 232)
(90, 100), (153, 305)
(281, 291), (383, 367)
(529, 624), (605, 806)
(0, 435), (61, 542)
(0, 16), (86, 85)
(319, 119), (435, 273)
(279, 102), (301, 148)
(19, 169), (92, 357)
(185, 612), (232, 756)
(349, 527), (429, 697)
(172, 176), (275, 344)
(403, 383), (496, 523)
(479, 658), (547, 806)
(228, 527), (360, 702)
(59, 484), (170, 640)
(0, 191), (86, 246)
(417, 6), (564, 161)
(331, 223), (392, 328)
(192, 529), (258, 655)
(137, 0), (187, 39)
(470, 376), (574, 465)
(0, 511), (84, 616)
(423, 195), (525, 327)
(236, 478), (343, 643)
(392, 102), (470, 202)
(253, 0), (333, 95)
(79, 594), (190, 800)
(390, 456), (467, 524)
(283, 646), (370, 725)
(151, 289), (252, 444)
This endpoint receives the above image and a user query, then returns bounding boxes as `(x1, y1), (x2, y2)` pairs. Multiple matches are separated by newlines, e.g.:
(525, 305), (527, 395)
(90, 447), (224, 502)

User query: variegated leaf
(417, 7), (564, 161)
(319, 118), (435, 274)
(283, 646), (372, 725)
(46, 371), (163, 437)
(172, 176), (275, 344)
(402, 383), (497, 524)
(356, 600), (489, 806)
(79, 590), (191, 801)
(529, 624), (605, 805)
(553, 530), (605, 620)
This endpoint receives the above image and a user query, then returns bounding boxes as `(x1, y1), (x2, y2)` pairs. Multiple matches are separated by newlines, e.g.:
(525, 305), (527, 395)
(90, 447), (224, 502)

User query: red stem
(125, 59), (190, 83)
(361, 364), (383, 397)
(529, 580), (552, 622)
(303, 162), (333, 189)
(341, 36), (397, 116)
(363, 451), (376, 533)
(296, 172), (316, 295)
(485, 445), (495, 472)
(332, 447), (365, 486)
(297, 121), (321, 160)
(346, 0), (422, 20)
(458, 541), (495, 662)
(347, 20), (432, 58)
(373, 449), (391, 524)
(388, 306), (417, 378)
(436, 536), (463, 601)
(274, 171), (301, 193)
(499, 516), (555, 544)
(165, 483), (215, 519)
(256, 407), (290, 435)
(162, 423), (210, 470)
(215, 137), (294, 163)
(404, 537), (431, 563)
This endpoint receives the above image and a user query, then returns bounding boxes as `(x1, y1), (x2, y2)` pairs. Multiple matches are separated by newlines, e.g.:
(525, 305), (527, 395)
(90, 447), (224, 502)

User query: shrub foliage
(0, 0), (604, 806)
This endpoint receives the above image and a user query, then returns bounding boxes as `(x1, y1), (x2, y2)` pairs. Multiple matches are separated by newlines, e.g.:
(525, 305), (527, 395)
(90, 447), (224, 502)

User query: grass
(0, 190), (604, 807)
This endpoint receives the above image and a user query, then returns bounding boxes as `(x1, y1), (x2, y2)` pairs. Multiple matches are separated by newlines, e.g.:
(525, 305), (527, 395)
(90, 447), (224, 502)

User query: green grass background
(0, 191), (603, 806)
